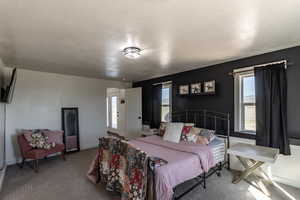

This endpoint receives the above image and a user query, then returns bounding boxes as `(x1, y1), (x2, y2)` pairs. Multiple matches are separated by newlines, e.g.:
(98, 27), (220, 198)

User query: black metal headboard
(172, 109), (230, 147)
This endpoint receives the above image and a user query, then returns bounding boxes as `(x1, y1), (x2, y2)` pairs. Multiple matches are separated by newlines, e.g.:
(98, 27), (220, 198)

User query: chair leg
(61, 151), (66, 161)
(18, 158), (25, 169)
(34, 159), (39, 173)
(216, 162), (222, 177)
(203, 172), (206, 189)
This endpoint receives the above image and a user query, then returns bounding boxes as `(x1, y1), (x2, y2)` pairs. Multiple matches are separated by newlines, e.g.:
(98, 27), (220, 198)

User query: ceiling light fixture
(122, 47), (141, 59)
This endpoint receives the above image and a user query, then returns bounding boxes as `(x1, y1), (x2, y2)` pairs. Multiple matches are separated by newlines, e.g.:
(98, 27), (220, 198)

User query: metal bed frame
(170, 109), (231, 200)
(106, 109), (230, 200)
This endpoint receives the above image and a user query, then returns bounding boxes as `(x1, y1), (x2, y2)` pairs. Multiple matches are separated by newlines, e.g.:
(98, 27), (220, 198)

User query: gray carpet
(1, 149), (299, 200)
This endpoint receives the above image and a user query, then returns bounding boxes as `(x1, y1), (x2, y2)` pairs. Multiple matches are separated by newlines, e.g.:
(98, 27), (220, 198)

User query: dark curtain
(151, 85), (162, 128)
(255, 63), (290, 155)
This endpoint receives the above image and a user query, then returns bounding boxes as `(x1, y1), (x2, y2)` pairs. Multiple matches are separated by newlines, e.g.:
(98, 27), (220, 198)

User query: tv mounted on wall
(0, 59), (17, 104)
(3, 68), (17, 104)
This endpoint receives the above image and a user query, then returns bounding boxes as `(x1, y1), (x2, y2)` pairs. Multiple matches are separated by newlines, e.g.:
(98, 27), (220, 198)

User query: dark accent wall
(133, 46), (300, 140)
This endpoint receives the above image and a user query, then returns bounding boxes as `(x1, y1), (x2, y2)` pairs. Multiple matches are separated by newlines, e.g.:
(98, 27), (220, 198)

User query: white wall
(0, 103), (5, 169)
(230, 137), (300, 188)
(5, 69), (131, 165)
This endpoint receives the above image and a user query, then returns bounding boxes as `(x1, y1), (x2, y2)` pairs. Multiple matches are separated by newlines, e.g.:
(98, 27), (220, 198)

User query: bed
(130, 135), (227, 200)
(209, 136), (227, 164)
(87, 109), (230, 200)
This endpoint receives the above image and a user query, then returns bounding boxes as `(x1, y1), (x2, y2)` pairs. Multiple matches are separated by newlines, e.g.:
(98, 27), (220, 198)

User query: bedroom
(0, 0), (300, 200)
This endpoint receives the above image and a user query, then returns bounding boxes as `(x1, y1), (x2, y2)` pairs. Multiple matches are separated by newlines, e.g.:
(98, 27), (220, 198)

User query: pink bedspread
(129, 135), (216, 200)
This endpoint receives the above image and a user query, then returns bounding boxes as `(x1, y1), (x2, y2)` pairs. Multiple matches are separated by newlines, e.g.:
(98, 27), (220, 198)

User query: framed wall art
(179, 85), (189, 95)
(190, 83), (202, 94)
(204, 80), (215, 93)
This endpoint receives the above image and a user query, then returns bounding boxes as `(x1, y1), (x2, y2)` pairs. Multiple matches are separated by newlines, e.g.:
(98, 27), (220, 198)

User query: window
(161, 84), (172, 122)
(106, 97), (109, 127)
(234, 71), (256, 133)
(111, 96), (118, 129)
(106, 94), (118, 130)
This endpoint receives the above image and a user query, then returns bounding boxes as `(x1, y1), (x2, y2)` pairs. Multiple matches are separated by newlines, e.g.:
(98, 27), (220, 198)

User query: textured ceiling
(0, 0), (300, 82)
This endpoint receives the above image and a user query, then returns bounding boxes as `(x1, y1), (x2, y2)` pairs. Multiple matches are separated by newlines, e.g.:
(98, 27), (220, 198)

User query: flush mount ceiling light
(122, 47), (141, 59)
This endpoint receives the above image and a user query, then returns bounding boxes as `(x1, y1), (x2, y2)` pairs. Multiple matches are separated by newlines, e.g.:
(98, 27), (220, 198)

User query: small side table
(228, 143), (279, 184)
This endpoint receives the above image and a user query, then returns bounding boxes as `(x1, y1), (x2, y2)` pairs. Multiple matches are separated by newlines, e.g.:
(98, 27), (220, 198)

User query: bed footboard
(88, 136), (149, 200)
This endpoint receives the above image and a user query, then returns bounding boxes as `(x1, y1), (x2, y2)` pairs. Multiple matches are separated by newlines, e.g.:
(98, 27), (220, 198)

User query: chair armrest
(17, 134), (33, 156)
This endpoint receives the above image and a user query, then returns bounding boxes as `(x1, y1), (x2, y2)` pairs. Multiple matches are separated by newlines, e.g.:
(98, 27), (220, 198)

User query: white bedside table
(228, 143), (279, 184)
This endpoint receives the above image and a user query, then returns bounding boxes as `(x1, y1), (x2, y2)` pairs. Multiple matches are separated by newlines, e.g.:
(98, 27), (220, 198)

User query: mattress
(208, 136), (226, 163)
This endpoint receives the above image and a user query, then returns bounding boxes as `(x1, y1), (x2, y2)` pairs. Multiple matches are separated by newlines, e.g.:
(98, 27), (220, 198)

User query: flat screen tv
(0, 61), (5, 102)
(0, 68), (17, 104)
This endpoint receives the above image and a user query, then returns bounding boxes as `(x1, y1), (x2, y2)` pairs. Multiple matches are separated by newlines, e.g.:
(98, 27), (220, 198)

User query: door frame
(106, 88), (121, 133)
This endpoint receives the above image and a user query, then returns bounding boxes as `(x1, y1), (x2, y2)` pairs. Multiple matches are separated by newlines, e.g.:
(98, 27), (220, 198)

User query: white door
(125, 87), (142, 139)
(106, 89), (120, 133)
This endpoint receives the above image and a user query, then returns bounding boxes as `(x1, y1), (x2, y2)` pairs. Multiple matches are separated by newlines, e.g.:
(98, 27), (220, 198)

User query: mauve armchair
(17, 130), (66, 172)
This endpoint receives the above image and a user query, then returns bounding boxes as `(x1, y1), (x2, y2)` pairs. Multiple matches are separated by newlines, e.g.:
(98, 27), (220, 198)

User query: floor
(1, 149), (299, 200)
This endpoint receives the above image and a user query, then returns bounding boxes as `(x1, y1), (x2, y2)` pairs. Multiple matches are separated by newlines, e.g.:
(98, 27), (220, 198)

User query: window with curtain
(234, 71), (256, 133)
(161, 84), (172, 122)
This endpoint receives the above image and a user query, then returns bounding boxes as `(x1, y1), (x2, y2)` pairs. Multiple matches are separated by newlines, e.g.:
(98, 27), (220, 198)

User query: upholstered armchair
(17, 130), (66, 172)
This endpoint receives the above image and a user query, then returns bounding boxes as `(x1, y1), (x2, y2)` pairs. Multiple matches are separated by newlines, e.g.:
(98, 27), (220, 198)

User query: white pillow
(163, 122), (184, 143)
(184, 123), (195, 127)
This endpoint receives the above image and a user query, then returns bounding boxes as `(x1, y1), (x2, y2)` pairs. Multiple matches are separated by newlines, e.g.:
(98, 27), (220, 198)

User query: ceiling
(0, 0), (300, 82)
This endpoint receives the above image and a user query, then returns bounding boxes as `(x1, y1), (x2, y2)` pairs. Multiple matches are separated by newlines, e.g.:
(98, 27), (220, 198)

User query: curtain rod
(152, 80), (172, 86)
(229, 60), (292, 76)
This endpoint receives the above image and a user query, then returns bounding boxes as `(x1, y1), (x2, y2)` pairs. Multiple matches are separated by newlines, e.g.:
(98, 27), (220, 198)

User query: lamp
(122, 47), (141, 59)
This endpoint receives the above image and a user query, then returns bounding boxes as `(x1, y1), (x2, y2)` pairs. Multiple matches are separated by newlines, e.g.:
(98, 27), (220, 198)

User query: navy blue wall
(133, 46), (300, 140)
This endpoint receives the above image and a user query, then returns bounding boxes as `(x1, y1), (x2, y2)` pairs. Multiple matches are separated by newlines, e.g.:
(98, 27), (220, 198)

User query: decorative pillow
(180, 127), (215, 145)
(180, 127), (200, 142)
(29, 132), (54, 149)
(163, 123), (184, 143)
(180, 126), (194, 141)
(190, 127), (202, 134)
(199, 128), (216, 143)
(184, 123), (195, 127)
(22, 129), (49, 141)
(43, 130), (63, 145)
(158, 122), (168, 136)
(196, 135), (209, 145)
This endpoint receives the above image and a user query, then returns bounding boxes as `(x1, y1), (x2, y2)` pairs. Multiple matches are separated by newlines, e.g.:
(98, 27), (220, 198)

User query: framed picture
(191, 83), (202, 94)
(179, 85), (189, 95)
(204, 80), (215, 93)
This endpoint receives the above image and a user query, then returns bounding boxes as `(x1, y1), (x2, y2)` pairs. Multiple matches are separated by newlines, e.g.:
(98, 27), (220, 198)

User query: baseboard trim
(272, 175), (300, 189)
(6, 158), (19, 166)
(0, 165), (7, 192)
(229, 167), (300, 189)
(6, 146), (98, 166)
